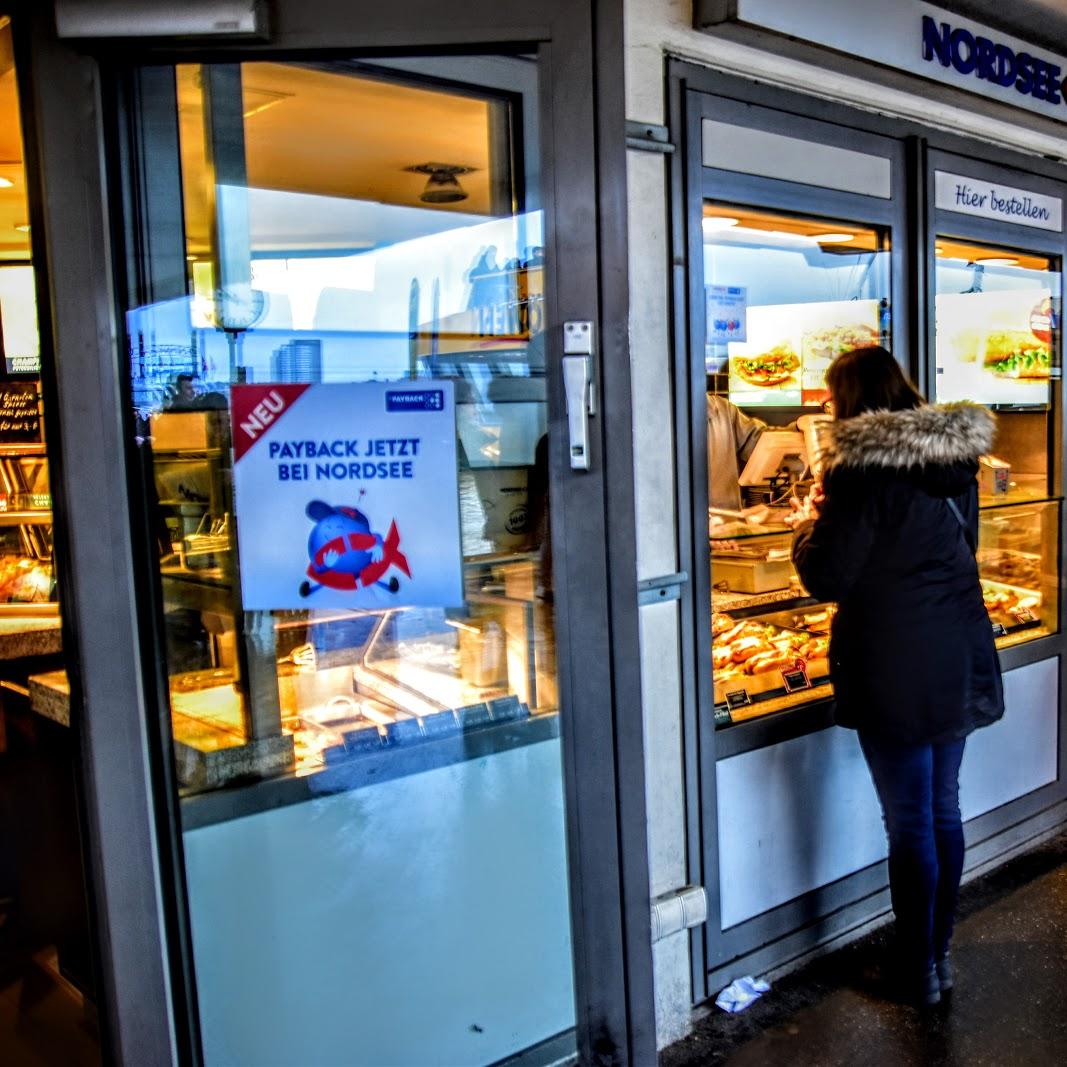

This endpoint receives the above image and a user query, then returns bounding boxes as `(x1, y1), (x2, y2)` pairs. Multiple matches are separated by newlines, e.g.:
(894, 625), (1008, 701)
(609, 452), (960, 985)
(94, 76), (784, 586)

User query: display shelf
(723, 682), (833, 724)
(979, 493), (1062, 511)
(0, 510), (54, 525)
(711, 587), (814, 616)
(0, 443), (46, 458)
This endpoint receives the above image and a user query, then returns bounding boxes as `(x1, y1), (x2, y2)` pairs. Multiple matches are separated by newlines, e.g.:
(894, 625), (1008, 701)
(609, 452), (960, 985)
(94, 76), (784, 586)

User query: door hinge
(638, 571), (689, 606)
(626, 120), (675, 154)
(651, 886), (708, 941)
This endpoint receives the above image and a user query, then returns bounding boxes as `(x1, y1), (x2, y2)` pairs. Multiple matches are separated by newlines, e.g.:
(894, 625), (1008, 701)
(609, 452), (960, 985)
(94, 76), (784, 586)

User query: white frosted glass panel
(717, 727), (886, 929)
(717, 658), (1059, 930)
(960, 657), (1059, 820)
(702, 120), (892, 198)
(185, 741), (574, 1067)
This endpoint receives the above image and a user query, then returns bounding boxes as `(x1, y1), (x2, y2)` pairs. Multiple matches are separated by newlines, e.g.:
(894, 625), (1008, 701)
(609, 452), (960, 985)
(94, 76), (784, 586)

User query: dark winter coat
(792, 402), (1005, 745)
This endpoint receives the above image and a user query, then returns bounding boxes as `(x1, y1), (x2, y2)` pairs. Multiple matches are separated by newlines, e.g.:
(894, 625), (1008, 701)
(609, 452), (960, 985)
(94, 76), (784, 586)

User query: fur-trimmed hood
(824, 402), (995, 473)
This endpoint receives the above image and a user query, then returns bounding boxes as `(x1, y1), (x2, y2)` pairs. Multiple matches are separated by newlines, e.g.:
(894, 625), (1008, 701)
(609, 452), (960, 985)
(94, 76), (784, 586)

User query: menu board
(0, 382), (41, 441)
(936, 288), (1054, 407)
(727, 299), (880, 408)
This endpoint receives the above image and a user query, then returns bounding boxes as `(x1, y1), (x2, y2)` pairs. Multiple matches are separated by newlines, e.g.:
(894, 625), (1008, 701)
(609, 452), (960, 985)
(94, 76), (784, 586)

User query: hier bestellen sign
(230, 381), (462, 611)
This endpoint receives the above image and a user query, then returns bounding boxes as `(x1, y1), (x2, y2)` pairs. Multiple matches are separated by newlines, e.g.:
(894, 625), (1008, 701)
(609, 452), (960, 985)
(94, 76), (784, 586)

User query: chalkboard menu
(0, 382), (41, 441)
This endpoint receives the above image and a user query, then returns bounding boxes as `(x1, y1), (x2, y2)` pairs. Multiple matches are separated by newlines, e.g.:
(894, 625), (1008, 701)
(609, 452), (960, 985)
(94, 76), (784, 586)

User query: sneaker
(935, 954), (954, 992)
(921, 967), (941, 1007)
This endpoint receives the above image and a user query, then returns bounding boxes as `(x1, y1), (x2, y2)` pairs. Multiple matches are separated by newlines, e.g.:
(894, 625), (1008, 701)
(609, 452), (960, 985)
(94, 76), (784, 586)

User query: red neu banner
(230, 384), (311, 462)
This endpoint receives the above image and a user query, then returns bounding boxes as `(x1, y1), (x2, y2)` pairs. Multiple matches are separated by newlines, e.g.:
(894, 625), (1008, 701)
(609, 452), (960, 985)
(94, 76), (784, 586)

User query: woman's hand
(784, 483), (823, 528)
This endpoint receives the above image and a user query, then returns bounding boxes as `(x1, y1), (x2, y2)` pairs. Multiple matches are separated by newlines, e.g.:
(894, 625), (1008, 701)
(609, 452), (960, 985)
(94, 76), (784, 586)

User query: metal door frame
(18, 2), (653, 1063)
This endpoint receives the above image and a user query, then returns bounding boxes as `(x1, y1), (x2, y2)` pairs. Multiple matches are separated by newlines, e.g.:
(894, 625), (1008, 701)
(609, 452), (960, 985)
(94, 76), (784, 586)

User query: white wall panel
(716, 727), (886, 929)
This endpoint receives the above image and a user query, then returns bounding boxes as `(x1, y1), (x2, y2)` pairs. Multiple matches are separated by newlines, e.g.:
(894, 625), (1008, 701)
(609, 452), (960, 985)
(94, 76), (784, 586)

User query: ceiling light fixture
(14, 224), (29, 233)
(975, 256), (1018, 267)
(935, 245), (945, 255)
(702, 216), (739, 231)
(0, 177), (13, 189)
(810, 232), (855, 242)
(405, 162), (475, 205)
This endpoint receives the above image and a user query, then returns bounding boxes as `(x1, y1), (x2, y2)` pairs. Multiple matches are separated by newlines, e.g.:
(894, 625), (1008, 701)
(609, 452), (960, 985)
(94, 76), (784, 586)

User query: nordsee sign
(934, 171), (1062, 232)
(922, 16), (1066, 110)
(697, 1), (1067, 124)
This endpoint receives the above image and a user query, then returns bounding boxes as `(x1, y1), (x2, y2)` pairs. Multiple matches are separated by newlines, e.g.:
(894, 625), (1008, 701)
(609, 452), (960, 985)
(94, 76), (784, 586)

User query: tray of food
(712, 612), (829, 704)
(981, 578), (1041, 630)
(976, 548), (1041, 589)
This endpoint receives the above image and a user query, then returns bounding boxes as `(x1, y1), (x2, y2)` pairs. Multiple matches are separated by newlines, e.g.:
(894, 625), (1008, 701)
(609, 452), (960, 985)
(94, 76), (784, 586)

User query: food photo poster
(724, 299), (881, 408)
(935, 288), (1055, 407)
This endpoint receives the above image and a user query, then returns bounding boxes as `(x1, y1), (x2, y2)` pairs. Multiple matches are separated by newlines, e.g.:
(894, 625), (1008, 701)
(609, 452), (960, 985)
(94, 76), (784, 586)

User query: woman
(789, 346), (1004, 1007)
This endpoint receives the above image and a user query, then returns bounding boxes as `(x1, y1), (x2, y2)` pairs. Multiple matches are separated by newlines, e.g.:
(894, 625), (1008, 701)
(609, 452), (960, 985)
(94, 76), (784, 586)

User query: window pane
(703, 204), (891, 409)
(935, 237), (1061, 649)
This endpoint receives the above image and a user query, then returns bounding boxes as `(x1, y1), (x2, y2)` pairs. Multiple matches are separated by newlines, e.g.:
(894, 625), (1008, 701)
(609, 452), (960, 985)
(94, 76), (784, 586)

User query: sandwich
(983, 330), (1051, 380)
(733, 343), (800, 387)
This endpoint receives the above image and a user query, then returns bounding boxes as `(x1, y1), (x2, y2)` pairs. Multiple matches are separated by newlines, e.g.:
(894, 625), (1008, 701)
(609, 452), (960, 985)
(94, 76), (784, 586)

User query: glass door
(118, 55), (578, 1066)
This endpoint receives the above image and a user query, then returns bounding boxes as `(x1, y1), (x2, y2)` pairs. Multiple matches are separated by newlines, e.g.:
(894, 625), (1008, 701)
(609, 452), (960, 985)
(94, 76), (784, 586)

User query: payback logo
(299, 500), (411, 599)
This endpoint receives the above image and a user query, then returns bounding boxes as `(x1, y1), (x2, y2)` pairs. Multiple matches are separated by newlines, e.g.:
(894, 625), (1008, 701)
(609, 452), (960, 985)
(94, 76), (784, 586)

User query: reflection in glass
(124, 63), (555, 787)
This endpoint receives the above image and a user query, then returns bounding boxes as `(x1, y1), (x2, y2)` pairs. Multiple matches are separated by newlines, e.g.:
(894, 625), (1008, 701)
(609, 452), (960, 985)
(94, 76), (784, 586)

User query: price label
(725, 689), (751, 710)
(1014, 609), (1037, 624)
(782, 665), (811, 693)
(713, 702), (733, 726)
(991, 622), (1007, 637)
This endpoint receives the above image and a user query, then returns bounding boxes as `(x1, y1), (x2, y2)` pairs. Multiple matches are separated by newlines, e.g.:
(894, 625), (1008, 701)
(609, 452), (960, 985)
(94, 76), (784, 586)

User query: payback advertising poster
(231, 381), (462, 611)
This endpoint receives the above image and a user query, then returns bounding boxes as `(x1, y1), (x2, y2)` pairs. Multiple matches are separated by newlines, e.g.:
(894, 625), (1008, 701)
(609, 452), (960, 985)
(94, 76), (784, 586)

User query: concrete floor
(0, 945), (99, 1066)
(663, 830), (1067, 1066)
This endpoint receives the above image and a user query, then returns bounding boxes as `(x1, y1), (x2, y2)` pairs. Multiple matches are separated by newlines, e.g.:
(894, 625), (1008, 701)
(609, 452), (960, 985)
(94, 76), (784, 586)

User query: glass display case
(709, 497), (1061, 727)
(978, 499), (1059, 649)
(709, 520), (834, 724)
(0, 443), (56, 614)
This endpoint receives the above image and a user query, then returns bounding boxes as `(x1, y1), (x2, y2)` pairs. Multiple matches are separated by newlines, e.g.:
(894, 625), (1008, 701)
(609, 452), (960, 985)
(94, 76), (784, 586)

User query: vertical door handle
(563, 321), (596, 470)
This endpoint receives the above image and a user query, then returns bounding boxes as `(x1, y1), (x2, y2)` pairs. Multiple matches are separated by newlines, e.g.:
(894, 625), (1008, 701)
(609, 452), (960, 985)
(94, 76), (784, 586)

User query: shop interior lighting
(935, 245), (944, 255)
(14, 224), (29, 233)
(702, 216), (740, 232)
(810, 232), (855, 242)
(0, 177), (12, 189)
(975, 256), (1019, 267)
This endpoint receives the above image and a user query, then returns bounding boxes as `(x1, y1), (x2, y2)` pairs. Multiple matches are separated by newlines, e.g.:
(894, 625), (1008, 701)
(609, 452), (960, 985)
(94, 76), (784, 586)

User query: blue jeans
(859, 733), (967, 977)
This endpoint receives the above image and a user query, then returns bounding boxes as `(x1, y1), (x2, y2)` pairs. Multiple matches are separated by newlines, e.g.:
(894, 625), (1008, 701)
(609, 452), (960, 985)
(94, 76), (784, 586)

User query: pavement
(662, 829), (1067, 1066)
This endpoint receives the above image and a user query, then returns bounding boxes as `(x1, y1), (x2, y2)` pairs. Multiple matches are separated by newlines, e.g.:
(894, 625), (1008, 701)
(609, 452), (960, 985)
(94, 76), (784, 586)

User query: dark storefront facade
(4, 2), (655, 1064)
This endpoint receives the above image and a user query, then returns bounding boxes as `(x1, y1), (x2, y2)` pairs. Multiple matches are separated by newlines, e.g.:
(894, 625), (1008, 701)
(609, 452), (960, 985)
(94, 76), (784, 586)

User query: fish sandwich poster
(230, 381), (463, 611)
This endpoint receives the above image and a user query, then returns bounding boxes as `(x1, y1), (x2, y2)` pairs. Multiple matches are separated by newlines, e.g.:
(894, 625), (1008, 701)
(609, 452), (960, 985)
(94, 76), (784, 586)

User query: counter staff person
(787, 346), (1003, 1008)
(707, 394), (767, 512)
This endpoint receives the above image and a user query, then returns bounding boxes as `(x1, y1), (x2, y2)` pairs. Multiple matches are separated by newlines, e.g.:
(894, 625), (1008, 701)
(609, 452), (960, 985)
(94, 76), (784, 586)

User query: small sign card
(0, 382), (41, 441)
(782, 664), (812, 694)
(935, 170), (1062, 232)
(706, 285), (748, 344)
(725, 688), (752, 711)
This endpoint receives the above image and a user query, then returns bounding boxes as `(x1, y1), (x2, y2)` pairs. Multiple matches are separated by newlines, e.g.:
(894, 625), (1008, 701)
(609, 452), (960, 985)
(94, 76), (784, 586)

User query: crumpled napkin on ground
(715, 975), (770, 1013)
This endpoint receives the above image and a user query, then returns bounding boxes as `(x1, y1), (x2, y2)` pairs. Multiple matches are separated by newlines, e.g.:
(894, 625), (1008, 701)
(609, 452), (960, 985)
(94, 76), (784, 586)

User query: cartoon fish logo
(299, 500), (411, 598)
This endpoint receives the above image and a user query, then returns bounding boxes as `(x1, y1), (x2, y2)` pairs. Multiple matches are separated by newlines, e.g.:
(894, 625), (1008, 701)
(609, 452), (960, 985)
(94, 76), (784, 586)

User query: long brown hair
(826, 345), (925, 420)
